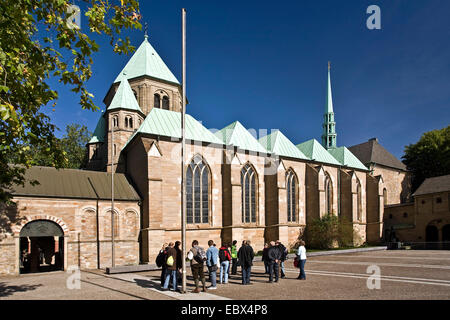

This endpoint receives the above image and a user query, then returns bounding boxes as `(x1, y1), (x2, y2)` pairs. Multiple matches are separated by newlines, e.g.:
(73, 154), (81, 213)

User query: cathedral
(0, 33), (410, 275)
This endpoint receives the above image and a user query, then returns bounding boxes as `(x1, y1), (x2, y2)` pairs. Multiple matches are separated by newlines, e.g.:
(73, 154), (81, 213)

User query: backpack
(219, 248), (228, 262)
(166, 255), (174, 267)
(194, 246), (207, 264)
(155, 250), (166, 268)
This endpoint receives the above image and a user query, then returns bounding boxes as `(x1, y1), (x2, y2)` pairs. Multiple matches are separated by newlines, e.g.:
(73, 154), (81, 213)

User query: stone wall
(0, 197), (140, 275)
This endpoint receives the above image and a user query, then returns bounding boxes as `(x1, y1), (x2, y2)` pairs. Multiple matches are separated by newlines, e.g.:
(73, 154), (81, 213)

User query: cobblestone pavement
(1, 250), (450, 300)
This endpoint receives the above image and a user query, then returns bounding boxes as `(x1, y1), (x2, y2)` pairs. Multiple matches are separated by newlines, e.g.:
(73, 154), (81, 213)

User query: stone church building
(0, 33), (409, 275)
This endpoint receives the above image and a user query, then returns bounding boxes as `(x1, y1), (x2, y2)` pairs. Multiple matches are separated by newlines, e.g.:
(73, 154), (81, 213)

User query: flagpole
(111, 118), (115, 268)
(181, 7), (187, 294)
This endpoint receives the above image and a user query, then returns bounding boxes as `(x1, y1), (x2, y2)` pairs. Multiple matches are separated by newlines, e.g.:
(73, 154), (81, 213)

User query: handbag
(293, 256), (299, 268)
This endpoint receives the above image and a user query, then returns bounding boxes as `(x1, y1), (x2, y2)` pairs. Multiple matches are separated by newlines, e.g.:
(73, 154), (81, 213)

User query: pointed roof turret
(114, 36), (180, 85)
(297, 139), (341, 166)
(328, 146), (368, 171)
(322, 62), (337, 149)
(259, 130), (308, 160)
(107, 78), (142, 113)
(215, 121), (267, 154)
(88, 112), (106, 144)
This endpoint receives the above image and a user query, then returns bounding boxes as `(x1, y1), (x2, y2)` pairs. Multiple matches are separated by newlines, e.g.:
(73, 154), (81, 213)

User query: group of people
(156, 239), (307, 293)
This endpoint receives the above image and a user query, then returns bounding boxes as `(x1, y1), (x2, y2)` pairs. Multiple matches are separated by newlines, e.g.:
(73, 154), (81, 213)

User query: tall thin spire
(322, 62), (337, 149)
(144, 22), (148, 40)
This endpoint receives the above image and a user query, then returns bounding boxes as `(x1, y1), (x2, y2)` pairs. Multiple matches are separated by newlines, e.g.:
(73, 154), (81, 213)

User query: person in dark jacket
(267, 241), (282, 283)
(276, 240), (288, 279)
(262, 243), (270, 274)
(174, 241), (182, 283)
(158, 243), (168, 286)
(237, 240), (254, 285)
(162, 242), (178, 291)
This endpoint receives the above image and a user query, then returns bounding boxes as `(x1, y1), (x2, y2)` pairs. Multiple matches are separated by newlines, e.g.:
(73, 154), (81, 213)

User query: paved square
(1, 250), (450, 300)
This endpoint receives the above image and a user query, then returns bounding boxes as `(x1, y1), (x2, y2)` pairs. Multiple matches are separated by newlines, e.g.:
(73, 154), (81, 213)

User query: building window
(436, 197), (442, 204)
(186, 155), (210, 224)
(113, 144), (116, 156)
(112, 115), (118, 128)
(325, 173), (333, 214)
(162, 96), (170, 110)
(125, 116), (133, 129)
(422, 200), (426, 204)
(383, 188), (387, 206)
(357, 180), (362, 221)
(154, 93), (160, 108)
(241, 163), (257, 223)
(286, 169), (297, 222)
(403, 212), (408, 218)
(389, 214), (393, 219)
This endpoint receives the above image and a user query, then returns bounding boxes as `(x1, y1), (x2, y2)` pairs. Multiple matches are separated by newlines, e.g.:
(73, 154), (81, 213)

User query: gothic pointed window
(383, 188), (387, 206)
(186, 155), (210, 224)
(162, 96), (170, 110)
(241, 163), (257, 223)
(325, 173), (333, 214)
(357, 179), (362, 221)
(286, 169), (297, 222)
(154, 93), (160, 109)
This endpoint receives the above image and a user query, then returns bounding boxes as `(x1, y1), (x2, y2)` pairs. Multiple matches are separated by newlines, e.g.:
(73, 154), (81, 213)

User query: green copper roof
(326, 64), (334, 113)
(114, 37), (180, 85)
(88, 112), (106, 144)
(328, 146), (368, 171)
(215, 121), (267, 154)
(296, 139), (341, 166)
(107, 79), (143, 112)
(125, 108), (223, 148)
(259, 130), (308, 159)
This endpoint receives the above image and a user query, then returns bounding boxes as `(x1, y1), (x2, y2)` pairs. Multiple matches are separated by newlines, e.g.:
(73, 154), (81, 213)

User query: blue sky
(46, 0), (450, 159)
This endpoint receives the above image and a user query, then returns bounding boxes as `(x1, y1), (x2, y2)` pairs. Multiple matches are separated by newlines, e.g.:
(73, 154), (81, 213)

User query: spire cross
(328, 61), (331, 70)
(144, 22), (148, 39)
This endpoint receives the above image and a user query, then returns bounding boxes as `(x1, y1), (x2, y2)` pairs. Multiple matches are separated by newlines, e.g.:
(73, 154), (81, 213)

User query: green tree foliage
(0, 0), (141, 202)
(402, 126), (450, 193)
(61, 124), (91, 169)
(306, 214), (357, 249)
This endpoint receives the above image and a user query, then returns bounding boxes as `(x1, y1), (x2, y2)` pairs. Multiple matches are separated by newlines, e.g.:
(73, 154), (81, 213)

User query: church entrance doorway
(19, 220), (64, 274)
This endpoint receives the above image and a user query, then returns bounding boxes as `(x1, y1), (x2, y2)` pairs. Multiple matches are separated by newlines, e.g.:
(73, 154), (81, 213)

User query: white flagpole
(181, 8), (187, 294)
(111, 119), (115, 268)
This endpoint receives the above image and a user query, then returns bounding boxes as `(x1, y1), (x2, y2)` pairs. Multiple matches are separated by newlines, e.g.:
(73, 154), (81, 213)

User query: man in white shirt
(296, 240), (307, 280)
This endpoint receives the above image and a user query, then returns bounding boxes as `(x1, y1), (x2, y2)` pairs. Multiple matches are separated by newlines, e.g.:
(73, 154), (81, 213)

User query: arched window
(241, 163), (257, 223)
(162, 96), (170, 110)
(154, 93), (160, 108)
(186, 155), (210, 224)
(125, 116), (133, 129)
(357, 179), (362, 221)
(383, 188), (387, 206)
(325, 173), (333, 214)
(286, 169), (297, 222)
(112, 115), (118, 128)
(113, 144), (116, 156)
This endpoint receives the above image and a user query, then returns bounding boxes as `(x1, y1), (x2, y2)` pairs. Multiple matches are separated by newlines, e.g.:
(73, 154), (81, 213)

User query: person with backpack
(276, 240), (288, 279)
(230, 240), (238, 275)
(162, 242), (177, 291)
(296, 240), (307, 280)
(237, 240), (254, 285)
(156, 243), (168, 286)
(187, 240), (207, 293)
(206, 240), (219, 290)
(267, 241), (282, 283)
(218, 243), (232, 284)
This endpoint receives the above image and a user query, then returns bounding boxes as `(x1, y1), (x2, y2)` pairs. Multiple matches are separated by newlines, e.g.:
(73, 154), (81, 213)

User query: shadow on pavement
(0, 282), (42, 298)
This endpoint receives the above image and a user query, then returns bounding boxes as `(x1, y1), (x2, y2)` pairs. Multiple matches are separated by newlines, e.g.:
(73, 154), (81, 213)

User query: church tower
(321, 62), (337, 150)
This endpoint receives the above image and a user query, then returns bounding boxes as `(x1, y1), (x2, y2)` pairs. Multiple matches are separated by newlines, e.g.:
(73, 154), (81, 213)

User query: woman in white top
(296, 240), (307, 280)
